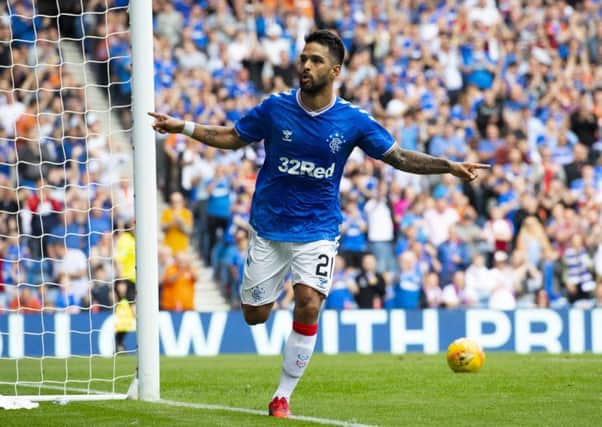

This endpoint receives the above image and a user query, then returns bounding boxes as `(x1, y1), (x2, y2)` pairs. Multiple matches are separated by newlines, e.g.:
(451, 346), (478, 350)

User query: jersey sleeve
(355, 113), (396, 160)
(234, 97), (270, 144)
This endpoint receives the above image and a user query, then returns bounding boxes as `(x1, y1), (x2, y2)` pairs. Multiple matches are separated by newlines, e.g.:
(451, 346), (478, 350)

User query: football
(446, 337), (485, 373)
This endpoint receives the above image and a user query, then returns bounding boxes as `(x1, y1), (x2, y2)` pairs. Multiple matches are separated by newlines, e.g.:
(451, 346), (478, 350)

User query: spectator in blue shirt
(399, 109), (420, 151)
(340, 197), (368, 269)
(207, 164), (233, 267)
(462, 37), (497, 90)
(222, 228), (248, 306)
(324, 256), (357, 310)
(89, 199), (112, 248)
(478, 123), (504, 165)
(428, 123), (467, 162)
(393, 251), (422, 309)
(437, 225), (470, 285)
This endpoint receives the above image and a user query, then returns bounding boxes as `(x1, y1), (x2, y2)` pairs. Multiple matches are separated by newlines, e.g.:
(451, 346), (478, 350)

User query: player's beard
(299, 73), (329, 95)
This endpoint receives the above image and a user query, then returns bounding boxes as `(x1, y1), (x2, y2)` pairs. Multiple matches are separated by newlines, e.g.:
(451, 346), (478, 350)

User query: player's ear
(331, 64), (341, 78)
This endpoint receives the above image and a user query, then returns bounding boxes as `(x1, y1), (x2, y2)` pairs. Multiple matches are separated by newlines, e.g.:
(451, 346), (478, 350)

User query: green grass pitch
(1, 353), (601, 426)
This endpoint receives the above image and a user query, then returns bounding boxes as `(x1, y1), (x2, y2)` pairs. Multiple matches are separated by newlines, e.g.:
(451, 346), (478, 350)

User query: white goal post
(130, 0), (159, 402)
(0, 0), (159, 404)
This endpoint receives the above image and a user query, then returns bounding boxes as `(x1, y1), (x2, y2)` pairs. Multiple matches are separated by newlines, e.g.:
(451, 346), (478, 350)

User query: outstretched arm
(382, 145), (490, 181)
(148, 112), (247, 150)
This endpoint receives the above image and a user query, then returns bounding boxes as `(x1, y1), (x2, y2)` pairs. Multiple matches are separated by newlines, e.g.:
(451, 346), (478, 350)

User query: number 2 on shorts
(315, 253), (334, 278)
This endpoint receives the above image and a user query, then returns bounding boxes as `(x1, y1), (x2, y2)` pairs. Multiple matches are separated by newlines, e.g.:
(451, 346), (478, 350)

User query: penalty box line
(158, 398), (378, 427)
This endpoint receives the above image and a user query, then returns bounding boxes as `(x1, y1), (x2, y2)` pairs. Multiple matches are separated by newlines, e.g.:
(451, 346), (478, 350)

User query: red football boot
(268, 396), (290, 418)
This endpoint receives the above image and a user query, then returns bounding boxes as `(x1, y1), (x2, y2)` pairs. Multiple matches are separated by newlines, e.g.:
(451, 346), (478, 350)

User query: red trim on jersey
(293, 321), (318, 336)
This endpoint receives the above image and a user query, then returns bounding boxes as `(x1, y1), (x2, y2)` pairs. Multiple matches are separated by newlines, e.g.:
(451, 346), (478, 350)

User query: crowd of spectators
(0, 1), (138, 313)
(2, 0), (602, 314)
(0, 0), (202, 314)
(149, 0), (602, 311)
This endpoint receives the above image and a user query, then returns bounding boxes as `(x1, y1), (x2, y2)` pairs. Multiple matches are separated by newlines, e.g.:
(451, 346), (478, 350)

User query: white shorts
(240, 228), (338, 306)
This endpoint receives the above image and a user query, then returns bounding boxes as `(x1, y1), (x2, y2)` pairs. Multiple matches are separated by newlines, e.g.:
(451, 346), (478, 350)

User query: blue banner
(1, 309), (601, 357)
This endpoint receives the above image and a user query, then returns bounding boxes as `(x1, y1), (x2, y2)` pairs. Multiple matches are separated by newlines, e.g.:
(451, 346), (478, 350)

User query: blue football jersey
(234, 89), (395, 242)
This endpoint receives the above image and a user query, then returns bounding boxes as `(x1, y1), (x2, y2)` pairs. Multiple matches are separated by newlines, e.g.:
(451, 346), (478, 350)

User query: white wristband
(182, 121), (195, 137)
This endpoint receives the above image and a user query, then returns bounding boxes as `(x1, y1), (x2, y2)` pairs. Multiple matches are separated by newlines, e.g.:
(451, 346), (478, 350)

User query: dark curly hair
(304, 30), (345, 65)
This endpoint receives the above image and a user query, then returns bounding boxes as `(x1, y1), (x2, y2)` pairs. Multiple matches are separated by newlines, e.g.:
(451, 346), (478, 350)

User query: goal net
(0, 0), (145, 403)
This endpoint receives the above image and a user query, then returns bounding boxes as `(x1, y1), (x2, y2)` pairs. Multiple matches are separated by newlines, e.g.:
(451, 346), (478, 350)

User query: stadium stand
(2, 0), (602, 313)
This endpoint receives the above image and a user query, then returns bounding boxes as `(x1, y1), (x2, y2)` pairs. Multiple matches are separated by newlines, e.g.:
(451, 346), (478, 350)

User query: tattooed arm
(382, 145), (490, 181)
(148, 112), (246, 150)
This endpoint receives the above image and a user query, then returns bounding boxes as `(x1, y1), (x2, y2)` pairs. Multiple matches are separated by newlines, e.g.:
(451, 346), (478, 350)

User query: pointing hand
(148, 112), (185, 134)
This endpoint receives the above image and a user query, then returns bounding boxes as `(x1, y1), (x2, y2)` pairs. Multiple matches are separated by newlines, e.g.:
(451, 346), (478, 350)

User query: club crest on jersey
(326, 132), (345, 154)
(281, 129), (293, 142)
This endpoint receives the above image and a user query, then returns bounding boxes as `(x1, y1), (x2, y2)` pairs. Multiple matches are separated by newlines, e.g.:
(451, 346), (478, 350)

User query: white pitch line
(158, 399), (378, 427)
(13, 383), (377, 427)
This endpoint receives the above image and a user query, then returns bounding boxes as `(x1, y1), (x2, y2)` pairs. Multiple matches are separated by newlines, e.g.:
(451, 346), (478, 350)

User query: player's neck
(298, 89), (334, 112)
